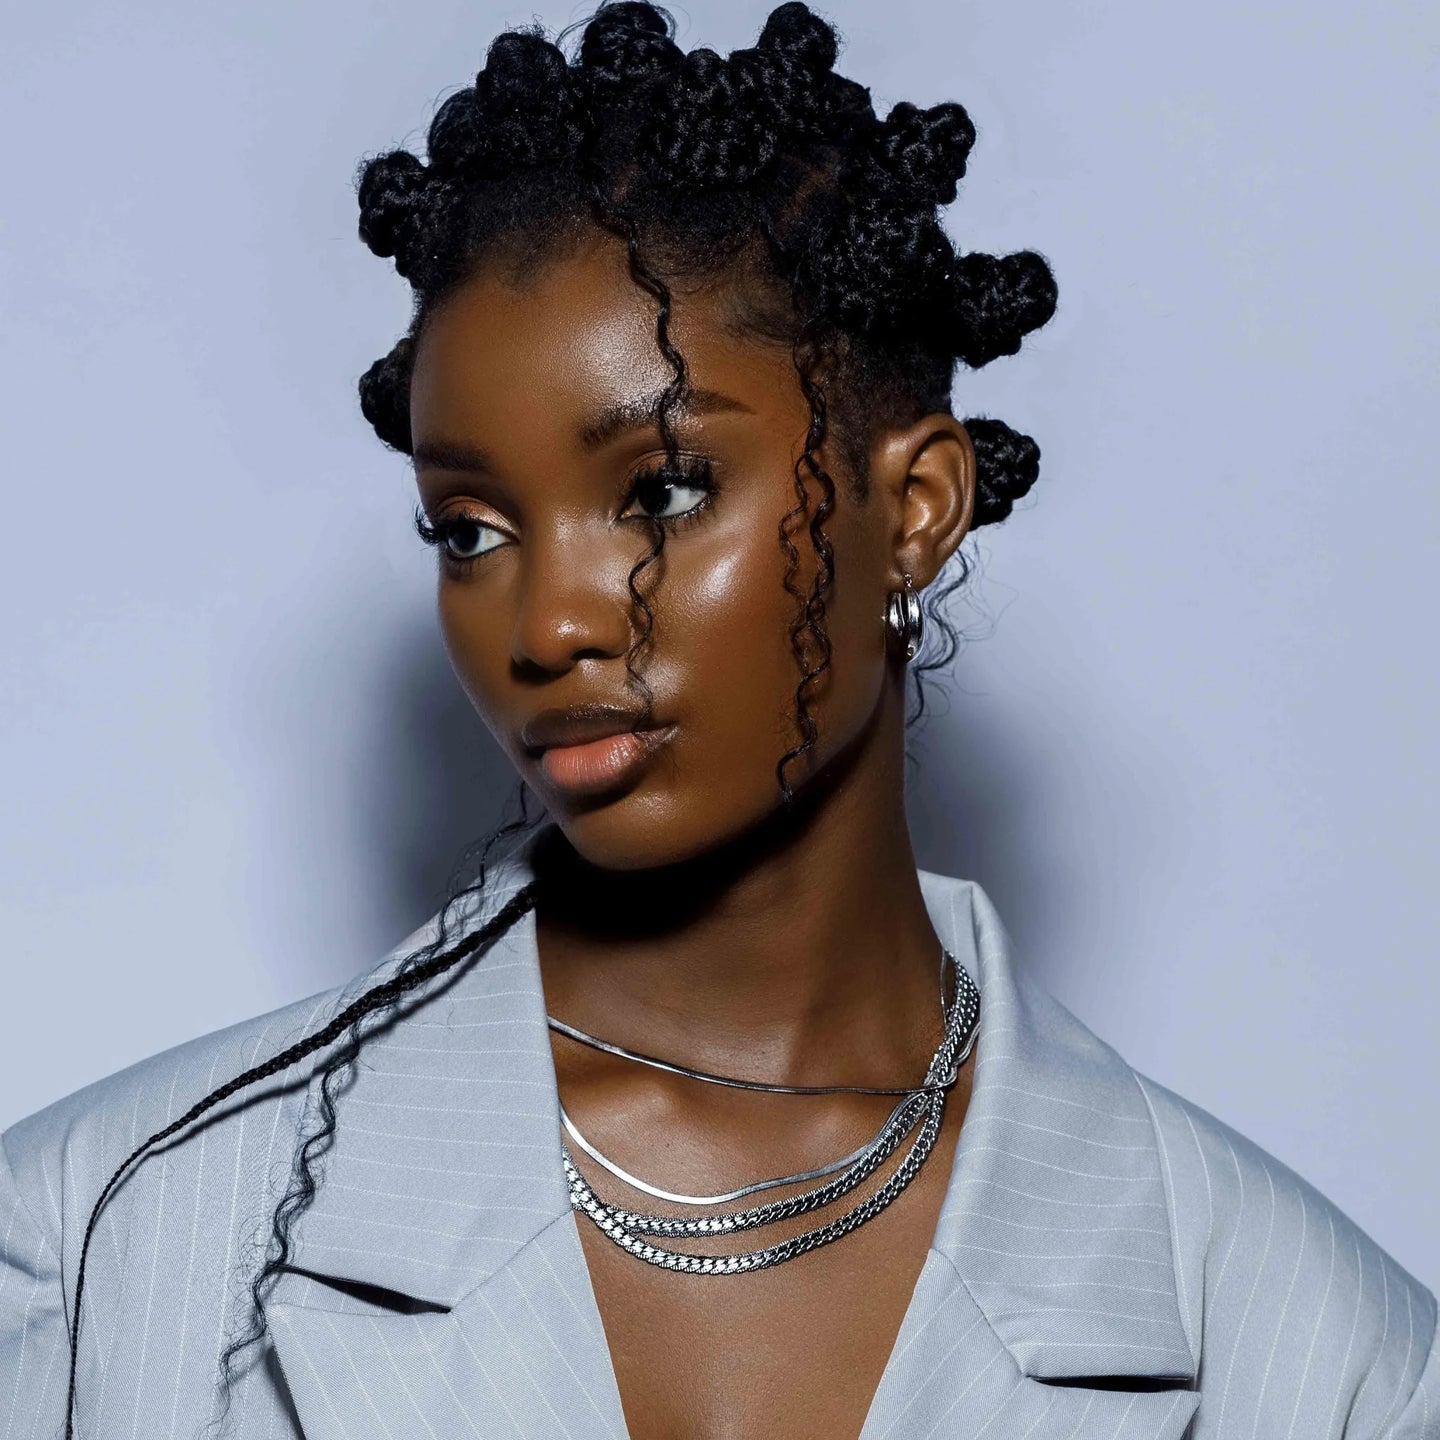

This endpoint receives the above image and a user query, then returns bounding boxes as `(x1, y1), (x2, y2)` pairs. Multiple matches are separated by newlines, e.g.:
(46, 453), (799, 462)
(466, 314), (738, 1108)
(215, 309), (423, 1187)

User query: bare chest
(575, 1106), (964, 1440)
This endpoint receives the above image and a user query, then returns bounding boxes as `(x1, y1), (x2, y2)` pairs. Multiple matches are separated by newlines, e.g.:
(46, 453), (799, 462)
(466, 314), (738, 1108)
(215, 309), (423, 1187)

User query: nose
(509, 527), (644, 676)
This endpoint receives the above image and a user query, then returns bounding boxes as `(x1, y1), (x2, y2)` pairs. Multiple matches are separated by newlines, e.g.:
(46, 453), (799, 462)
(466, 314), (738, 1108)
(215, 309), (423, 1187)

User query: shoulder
(1, 978), (348, 1249)
(0, 858), (533, 1265)
(0, 891), (453, 1257)
(1132, 1068), (1437, 1436)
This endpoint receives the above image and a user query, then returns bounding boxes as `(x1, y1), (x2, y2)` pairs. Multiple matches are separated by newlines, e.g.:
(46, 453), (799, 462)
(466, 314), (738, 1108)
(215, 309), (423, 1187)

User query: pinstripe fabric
(2, 821), (1434, 1438)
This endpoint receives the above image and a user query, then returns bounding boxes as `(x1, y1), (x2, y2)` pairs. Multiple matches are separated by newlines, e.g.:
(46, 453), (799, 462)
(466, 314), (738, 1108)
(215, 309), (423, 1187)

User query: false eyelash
(414, 506), (504, 550)
(414, 506), (509, 573)
(621, 454), (718, 530)
(412, 454), (719, 575)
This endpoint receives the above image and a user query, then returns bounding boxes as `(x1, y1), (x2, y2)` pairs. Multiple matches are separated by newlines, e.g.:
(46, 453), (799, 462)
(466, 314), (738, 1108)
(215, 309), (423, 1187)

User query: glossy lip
(519, 701), (676, 800)
(536, 723), (677, 799)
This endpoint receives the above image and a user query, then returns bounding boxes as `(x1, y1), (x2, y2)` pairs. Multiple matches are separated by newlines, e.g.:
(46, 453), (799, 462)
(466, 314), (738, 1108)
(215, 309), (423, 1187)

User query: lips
(520, 701), (658, 754)
(520, 702), (675, 799)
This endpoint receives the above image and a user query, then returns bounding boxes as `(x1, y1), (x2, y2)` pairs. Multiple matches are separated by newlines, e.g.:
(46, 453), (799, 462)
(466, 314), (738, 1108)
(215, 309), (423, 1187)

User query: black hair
(62, 6), (1056, 1435)
(361, 0), (1056, 763)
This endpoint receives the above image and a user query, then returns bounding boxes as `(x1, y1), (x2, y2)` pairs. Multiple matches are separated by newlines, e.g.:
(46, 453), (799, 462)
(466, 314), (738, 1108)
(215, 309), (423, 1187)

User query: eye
(443, 515), (507, 561)
(622, 457), (717, 528)
(413, 506), (510, 567)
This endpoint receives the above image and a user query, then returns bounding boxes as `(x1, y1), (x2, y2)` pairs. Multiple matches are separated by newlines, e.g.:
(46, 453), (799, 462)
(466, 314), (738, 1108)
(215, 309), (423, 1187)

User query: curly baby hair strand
(605, 203), (688, 724)
(775, 320), (839, 800)
(63, 5), (1058, 1433)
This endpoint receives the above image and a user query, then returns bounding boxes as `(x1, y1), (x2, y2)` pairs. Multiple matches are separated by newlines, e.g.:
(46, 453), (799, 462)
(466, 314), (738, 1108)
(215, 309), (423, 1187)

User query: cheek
(679, 474), (797, 636)
(667, 487), (886, 771)
(667, 526), (797, 757)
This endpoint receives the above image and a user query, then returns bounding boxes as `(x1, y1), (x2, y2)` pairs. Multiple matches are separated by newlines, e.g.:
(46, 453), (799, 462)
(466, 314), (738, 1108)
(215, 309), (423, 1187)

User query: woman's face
(408, 233), (959, 870)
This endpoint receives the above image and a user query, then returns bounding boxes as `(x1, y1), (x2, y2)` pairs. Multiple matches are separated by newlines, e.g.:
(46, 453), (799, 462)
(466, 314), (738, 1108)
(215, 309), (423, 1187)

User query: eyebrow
(411, 384), (753, 475)
(411, 437), (496, 474)
(577, 384), (753, 450)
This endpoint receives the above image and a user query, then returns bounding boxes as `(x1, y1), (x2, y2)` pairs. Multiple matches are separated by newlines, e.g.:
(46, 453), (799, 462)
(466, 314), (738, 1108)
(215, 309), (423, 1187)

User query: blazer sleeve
(1384, 1317), (1440, 1438)
(0, 1137), (69, 1440)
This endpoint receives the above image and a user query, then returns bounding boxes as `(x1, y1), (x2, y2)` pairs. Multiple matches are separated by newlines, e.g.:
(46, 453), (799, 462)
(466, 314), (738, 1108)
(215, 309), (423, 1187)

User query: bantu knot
(473, 31), (586, 169)
(425, 32), (588, 185)
(950, 249), (1059, 367)
(356, 150), (433, 277)
(645, 47), (788, 189)
(579, 1), (682, 98)
(964, 416), (1041, 525)
(871, 101), (976, 207)
(800, 202), (954, 339)
(358, 335), (416, 454)
(756, 1), (839, 73)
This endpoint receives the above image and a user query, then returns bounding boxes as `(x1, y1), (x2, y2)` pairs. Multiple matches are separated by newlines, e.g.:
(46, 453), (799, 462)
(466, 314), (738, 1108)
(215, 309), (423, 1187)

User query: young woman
(2, 4), (1433, 1437)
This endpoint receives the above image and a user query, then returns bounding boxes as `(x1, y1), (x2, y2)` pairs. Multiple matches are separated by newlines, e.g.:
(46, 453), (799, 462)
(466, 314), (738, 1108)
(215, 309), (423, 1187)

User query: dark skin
(409, 229), (978, 1440)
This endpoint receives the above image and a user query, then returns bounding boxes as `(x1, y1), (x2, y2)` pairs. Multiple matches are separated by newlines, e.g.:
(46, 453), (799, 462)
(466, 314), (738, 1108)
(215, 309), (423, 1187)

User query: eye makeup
(414, 453), (720, 575)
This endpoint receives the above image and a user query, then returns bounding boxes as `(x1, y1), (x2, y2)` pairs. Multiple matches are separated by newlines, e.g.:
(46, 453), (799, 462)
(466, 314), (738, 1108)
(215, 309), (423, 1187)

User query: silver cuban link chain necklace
(548, 947), (980, 1276)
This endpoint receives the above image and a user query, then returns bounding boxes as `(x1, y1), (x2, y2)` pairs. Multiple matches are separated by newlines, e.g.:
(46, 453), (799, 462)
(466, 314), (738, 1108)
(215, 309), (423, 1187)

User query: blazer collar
(918, 869), (1196, 1383)
(265, 822), (1196, 1438)
(280, 824), (569, 1307)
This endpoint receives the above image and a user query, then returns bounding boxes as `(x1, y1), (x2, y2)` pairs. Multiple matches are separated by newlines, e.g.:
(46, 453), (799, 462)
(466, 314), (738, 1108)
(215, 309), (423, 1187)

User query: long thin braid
(204, 800), (544, 1435)
(63, 879), (538, 1440)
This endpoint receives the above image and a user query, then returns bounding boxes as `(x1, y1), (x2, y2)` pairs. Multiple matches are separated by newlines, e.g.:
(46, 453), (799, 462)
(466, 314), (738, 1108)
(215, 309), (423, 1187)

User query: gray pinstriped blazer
(3, 822), (1436, 1438)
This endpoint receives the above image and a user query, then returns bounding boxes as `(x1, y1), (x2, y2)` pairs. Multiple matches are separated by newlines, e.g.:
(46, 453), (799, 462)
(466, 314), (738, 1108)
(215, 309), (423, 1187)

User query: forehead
(408, 235), (804, 452)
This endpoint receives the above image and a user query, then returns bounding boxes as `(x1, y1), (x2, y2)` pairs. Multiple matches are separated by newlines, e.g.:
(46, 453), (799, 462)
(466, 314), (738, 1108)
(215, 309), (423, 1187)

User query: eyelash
(625, 454), (717, 533)
(414, 456), (718, 575)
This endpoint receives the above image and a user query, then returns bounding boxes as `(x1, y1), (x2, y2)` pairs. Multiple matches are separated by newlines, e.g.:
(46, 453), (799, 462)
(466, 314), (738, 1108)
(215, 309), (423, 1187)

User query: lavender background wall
(2, 0), (1435, 1283)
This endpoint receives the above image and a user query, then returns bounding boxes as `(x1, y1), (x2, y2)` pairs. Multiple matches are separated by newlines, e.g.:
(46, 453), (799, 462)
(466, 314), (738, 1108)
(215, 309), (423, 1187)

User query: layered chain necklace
(549, 948), (980, 1276)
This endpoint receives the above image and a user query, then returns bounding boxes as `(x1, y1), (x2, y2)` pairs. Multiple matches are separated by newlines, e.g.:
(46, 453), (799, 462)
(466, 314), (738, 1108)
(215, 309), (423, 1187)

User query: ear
(866, 414), (975, 587)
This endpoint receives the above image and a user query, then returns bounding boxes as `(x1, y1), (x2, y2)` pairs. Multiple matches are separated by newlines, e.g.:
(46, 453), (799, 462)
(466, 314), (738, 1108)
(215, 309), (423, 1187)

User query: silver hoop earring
(884, 572), (924, 662)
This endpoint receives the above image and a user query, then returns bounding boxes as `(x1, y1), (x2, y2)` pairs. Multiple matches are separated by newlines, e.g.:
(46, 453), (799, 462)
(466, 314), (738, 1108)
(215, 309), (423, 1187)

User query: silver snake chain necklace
(547, 948), (981, 1276)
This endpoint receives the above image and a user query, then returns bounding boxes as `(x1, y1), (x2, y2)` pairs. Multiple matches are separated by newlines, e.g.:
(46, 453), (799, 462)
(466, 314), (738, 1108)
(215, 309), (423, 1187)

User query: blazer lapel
(860, 870), (1199, 1440)
(263, 834), (1199, 1440)
(267, 1213), (626, 1439)
(859, 1252), (1197, 1440)
(264, 824), (630, 1439)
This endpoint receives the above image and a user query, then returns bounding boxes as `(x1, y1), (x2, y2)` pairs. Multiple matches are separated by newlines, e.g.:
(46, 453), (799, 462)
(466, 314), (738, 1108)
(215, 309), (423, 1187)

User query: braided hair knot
(357, 335), (417, 453)
(966, 416), (1042, 525)
(865, 100), (978, 207)
(643, 48), (768, 188)
(756, 1), (839, 72)
(356, 150), (435, 278)
(422, 31), (588, 190)
(473, 32), (587, 171)
(644, 42), (838, 190)
(642, 3), (847, 192)
(949, 248), (1059, 367)
(578, 0), (684, 104)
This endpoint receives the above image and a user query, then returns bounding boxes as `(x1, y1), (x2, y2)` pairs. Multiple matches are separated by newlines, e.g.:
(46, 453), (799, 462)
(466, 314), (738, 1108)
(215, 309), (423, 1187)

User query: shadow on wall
(904, 676), (1081, 1005)
(361, 619), (526, 952)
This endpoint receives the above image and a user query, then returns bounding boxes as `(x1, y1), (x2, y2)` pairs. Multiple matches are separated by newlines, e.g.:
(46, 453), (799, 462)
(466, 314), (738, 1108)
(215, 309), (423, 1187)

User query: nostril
(509, 588), (637, 675)
(510, 624), (619, 677)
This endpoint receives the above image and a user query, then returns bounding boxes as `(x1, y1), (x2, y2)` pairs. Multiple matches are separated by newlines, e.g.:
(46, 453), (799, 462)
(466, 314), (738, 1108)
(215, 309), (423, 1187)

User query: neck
(533, 722), (945, 1090)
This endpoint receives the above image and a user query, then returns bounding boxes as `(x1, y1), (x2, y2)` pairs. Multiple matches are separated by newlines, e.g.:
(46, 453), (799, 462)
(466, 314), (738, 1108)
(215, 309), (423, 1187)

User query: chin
(541, 783), (776, 875)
